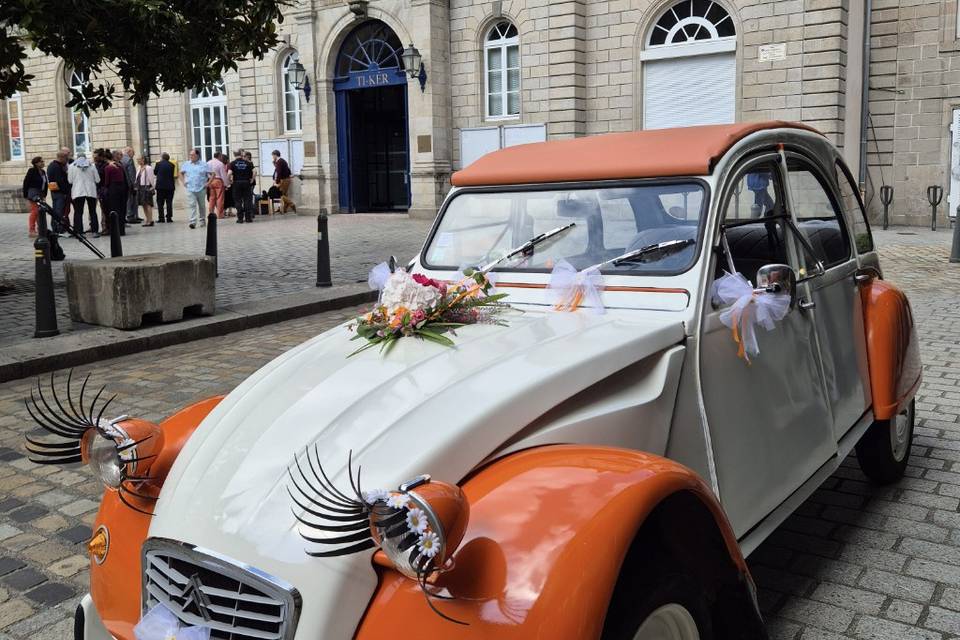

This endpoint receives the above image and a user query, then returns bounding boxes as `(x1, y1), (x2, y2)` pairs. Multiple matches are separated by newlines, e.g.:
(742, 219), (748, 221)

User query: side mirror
(756, 263), (797, 309)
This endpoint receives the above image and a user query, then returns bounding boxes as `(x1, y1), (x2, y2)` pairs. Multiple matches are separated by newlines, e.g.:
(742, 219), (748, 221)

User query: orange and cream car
(28, 122), (920, 640)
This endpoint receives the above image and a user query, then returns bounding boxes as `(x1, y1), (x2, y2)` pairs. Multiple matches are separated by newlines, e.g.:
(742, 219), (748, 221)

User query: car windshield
(423, 182), (706, 274)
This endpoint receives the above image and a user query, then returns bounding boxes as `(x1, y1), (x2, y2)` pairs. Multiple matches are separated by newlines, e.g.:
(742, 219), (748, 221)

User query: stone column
(546, 0), (586, 138)
(407, 0), (453, 220)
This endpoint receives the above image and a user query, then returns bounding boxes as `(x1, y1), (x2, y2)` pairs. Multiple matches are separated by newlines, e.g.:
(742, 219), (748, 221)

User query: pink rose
(413, 273), (444, 290)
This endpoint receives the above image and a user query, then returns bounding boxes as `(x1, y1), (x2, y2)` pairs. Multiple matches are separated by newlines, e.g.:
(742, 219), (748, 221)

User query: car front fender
(355, 444), (757, 639)
(89, 395), (224, 640)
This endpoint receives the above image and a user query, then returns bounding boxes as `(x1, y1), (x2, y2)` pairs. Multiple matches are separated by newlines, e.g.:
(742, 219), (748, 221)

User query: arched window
(484, 21), (520, 119)
(68, 70), (91, 155)
(641, 0), (737, 130)
(190, 80), (229, 161)
(281, 52), (302, 133)
(6, 91), (23, 161)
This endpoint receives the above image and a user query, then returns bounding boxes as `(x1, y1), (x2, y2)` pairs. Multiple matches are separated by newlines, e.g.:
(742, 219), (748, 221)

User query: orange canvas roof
(451, 121), (821, 187)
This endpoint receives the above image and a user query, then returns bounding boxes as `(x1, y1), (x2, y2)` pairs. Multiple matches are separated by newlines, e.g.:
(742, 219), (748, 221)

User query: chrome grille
(142, 538), (301, 640)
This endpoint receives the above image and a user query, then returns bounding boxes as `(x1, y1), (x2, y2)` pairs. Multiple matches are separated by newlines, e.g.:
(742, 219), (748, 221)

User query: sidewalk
(0, 211), (433, 381)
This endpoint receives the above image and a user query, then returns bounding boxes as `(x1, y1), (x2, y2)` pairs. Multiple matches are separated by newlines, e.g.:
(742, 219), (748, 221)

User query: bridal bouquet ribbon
(351, 265), (509, 356)
(548, 259), (605, 314)
(712, 272), (790, 363)
(134, 604), (210, 640)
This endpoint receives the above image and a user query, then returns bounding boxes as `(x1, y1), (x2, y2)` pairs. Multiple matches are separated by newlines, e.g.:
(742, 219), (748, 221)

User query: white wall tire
(633, 604), (702, 640)
(856, 399), (915, 484)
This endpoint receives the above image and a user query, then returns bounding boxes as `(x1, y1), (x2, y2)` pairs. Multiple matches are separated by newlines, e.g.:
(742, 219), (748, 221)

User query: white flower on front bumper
(364, 489), (389, 505)
(406, 507), (428, 534)
(417, 531), (440, 558)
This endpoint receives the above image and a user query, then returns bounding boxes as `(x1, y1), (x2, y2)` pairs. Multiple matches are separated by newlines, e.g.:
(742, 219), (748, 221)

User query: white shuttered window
(485, 21), (520, 119)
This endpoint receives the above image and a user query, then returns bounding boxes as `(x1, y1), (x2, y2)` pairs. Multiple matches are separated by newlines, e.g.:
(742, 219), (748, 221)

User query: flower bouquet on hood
(349, 267), (509, 356)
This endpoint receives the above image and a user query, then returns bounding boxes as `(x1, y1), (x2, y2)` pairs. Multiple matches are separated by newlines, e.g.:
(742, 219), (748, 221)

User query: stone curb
(0, 285), (376, 383)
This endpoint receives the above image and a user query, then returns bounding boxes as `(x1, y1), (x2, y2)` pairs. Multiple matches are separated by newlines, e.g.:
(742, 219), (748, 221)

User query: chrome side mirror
(756, 263), (797, 309)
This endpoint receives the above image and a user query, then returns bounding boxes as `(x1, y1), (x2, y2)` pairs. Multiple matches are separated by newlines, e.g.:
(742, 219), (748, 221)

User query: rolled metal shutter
(643, 52), (736, 130)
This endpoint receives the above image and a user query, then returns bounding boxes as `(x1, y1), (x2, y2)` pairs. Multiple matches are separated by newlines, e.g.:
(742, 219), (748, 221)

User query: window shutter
(643, 52), (736, 130)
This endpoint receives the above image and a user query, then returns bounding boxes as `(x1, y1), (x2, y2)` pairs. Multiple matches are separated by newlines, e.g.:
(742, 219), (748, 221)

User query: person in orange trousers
(206, 152), (228, 218)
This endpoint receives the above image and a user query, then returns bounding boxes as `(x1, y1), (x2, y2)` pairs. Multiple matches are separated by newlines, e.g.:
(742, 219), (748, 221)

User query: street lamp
(289, 59), (307, 91)
(401, 43), (427, 92)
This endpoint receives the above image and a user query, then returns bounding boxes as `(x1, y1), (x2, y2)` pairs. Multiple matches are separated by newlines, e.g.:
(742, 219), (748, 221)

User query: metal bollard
(109, 211), (123, 257)
(33, 232), (59, 338)
(927, 185), (944, 231)
(205, 213), (218, 277)
(880, 185), (893, 231)
(951, 204), (960, 263)
(316, 211), (332, 287)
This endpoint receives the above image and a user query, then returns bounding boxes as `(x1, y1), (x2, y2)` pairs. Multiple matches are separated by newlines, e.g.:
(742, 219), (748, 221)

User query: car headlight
(289, 450), (470, 622)
(24, 371), (163, 515)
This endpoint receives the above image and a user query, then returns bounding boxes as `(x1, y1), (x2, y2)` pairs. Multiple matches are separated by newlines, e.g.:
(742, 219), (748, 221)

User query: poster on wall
(259, 139), (289, 177)
(290, 139), (305, 174)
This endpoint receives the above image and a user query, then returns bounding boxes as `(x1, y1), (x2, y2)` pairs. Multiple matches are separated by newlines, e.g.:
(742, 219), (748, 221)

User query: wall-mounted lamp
(289, 59), (311, 102)
(401, 43), (427, 93)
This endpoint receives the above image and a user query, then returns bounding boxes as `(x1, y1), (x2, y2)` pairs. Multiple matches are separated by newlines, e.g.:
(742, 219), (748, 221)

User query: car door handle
(798, 298), (816, 311)
(854, 273), (872, 284)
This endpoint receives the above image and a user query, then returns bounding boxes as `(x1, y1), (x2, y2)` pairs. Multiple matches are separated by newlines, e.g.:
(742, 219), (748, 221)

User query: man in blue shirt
(179, 148), (211, 228)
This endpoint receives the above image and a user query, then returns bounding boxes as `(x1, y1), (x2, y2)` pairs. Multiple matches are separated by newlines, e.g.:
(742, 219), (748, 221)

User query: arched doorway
(334, 20), (410, 212)
(641, 0), (737, 130)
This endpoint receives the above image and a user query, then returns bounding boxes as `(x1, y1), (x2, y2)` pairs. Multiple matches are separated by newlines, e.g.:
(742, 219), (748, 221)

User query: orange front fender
(355, 445), (751, 639)
(91, 395), (224, 640)
(861, 279), (922, 420)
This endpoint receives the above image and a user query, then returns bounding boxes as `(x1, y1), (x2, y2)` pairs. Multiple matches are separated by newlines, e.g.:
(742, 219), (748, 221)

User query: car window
(835, 161), (874, 253)
(786, 159), (851, 269)
(719, 162), (789, 284)
(424, 183), (706, 274)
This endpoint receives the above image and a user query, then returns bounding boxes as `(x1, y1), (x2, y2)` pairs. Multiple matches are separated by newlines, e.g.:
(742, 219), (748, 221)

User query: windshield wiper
(478, 222), (576, 273)
(591, 238), (696, 270)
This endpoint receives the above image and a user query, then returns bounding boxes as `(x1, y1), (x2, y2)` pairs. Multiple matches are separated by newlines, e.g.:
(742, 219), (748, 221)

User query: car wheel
(856, 399), (915, 484)
(602, 574), (713, 640)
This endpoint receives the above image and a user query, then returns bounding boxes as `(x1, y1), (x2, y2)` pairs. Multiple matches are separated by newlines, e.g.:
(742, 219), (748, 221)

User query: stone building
(0, 0), (958, 226)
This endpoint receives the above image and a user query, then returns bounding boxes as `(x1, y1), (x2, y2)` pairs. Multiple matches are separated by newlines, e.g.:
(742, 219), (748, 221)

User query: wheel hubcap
(633, 604), (701, 640)
(891, 401), (914, 463)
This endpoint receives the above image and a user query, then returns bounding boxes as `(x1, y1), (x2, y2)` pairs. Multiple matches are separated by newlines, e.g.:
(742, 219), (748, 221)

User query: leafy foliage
(0, 0), (289, 113)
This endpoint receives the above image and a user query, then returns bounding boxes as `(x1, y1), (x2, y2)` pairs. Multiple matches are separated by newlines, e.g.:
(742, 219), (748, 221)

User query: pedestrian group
(22, 147), (298, 236)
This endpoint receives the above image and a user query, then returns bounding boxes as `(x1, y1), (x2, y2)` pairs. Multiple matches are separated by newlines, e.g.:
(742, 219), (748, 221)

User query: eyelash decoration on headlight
(23, 370), (159, 516)
(288, 446), (468, 625)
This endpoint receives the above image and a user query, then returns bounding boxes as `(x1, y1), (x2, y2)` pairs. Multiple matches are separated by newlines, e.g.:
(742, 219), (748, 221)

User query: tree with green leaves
(0, 0), (289, 113)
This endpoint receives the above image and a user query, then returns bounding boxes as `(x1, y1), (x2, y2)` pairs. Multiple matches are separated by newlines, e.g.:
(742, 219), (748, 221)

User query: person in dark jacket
(22, 156), (48, 236)
(46, 150), (70, 232)
(154, 152), (176, 223)
(94, 149), (109, 231)
(271, 149), (296, 213)
(228, 150), (255, 223)
(104, 150), (128, 236)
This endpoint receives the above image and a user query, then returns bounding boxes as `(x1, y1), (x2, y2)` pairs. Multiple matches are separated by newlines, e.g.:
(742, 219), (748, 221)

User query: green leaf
(417, 329), (456, 347)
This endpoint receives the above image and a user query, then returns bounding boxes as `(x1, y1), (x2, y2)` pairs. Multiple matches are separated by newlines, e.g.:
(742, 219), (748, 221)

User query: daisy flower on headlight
(418, 531), (440, 558)
(364, 489), (389, 505)
(387, 493), (411, 509)
(406, 507), (428, 534)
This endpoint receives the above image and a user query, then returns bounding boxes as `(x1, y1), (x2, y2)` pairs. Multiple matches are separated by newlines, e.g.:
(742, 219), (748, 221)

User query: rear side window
(786, 159), (851, 268)
(835, 161), (874, 253)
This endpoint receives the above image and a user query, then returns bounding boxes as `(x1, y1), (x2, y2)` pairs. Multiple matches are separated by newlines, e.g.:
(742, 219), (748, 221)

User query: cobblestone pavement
(0, 211), (432, 348)
(0, 227), (956, 638)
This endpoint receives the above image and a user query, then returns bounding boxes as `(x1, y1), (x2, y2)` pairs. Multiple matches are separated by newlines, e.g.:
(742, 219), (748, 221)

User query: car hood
(149, 308), (685, 639)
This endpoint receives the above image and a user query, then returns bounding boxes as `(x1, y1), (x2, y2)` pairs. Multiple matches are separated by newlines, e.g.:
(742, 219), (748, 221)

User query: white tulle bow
(712, 272), (791, 363)
(548, 259), (605, 314)
(134, 604), (210, 640)
(367, 262), (392, 292)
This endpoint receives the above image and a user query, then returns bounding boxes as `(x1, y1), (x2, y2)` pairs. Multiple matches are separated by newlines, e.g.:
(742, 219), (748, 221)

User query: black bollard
(33, 233), (60, 338)
(316, 211), (332, 287)
(109, 211), (123, 257)
(951, 205), (960, 263)
(880, 185), (893, 231)
(205, 213), (218, 277)
(927, 185), (944, 231)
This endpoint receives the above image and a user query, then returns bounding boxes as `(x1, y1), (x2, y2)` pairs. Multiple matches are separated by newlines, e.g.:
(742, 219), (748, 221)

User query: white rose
(381, 270), (441, 313)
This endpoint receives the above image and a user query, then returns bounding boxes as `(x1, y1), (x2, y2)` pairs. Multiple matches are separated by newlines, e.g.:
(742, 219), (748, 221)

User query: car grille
(141, 538), (301, 640)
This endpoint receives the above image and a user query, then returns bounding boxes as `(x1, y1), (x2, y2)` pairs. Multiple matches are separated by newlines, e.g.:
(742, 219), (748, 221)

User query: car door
(785, 154), (871, 441)
(700, 154), (836, 539)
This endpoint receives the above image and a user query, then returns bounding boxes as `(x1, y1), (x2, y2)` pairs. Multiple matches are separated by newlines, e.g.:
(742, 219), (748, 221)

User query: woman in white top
(135, 156), (157, 227)
(67, 152), (101, 235)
